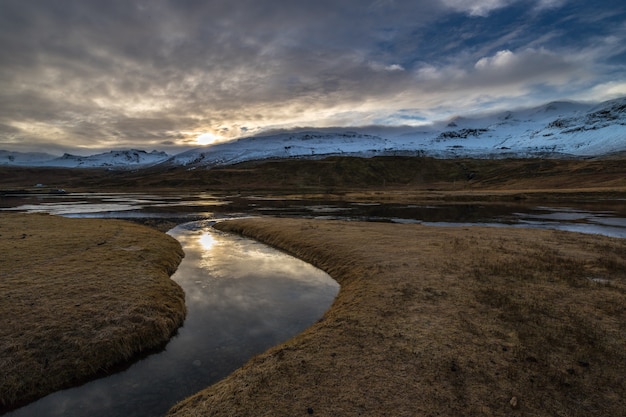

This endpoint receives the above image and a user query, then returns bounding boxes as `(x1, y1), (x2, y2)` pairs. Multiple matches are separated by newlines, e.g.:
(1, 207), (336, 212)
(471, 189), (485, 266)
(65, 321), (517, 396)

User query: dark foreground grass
(0, 213), (185, 411)
(168, 217), (626, 417)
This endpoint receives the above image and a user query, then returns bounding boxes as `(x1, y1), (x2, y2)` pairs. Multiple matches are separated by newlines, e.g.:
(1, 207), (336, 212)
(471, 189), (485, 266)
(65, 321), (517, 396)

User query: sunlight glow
(196, 132), (222, 145)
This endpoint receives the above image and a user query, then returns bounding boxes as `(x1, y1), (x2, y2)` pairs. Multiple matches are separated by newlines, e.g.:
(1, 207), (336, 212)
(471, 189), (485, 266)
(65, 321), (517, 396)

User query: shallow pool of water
(2, 192), (625, 239)
(6, 221), (339, 417)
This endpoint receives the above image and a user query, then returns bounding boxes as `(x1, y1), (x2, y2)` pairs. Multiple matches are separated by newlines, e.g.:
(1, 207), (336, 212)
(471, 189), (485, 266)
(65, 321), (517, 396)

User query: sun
(195, 132), (221, 145)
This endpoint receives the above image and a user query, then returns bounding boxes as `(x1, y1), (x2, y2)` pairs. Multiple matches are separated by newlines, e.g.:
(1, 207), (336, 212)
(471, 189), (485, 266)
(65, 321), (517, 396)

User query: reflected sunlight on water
(7, 221), (339, 417)
(2, 193), (626, 415)
(198, 231), (217, 250)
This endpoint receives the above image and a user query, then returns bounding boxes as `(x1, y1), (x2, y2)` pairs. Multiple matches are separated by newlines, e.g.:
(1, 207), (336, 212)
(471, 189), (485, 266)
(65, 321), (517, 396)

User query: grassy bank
(0, 213), (186, 411)
(168, 217), (626, 417)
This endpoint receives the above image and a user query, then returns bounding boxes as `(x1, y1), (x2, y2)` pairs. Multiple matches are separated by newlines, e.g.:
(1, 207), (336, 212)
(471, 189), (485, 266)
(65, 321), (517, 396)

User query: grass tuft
(0, 213), (185, 411)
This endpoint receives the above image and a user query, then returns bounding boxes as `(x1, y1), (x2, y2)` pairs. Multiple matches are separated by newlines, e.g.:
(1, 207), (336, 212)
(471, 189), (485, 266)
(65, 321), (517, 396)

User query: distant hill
(2, 97), (625, 169)
(0, 149), (170, 168)
(0, 150), (58, 166)
(165, 96), (626, 167)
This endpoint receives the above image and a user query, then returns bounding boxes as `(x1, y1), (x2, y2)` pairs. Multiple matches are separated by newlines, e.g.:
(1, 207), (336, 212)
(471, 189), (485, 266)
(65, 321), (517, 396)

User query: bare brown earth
(0, 213), (185, 412)
(168, 217), (626, 417)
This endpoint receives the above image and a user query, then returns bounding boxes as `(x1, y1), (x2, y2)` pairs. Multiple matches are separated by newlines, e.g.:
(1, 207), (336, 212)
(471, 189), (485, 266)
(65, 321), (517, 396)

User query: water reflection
(2, 192), (625, 239)
(2, 192), (626, 415)
(0, 192), (228, 218)
(6, 222), (339, 417)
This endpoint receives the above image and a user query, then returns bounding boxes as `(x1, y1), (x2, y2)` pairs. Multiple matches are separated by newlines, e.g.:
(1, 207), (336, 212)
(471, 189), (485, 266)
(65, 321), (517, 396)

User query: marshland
(3, 1), (626, 415)
(1, 155), (625, 416)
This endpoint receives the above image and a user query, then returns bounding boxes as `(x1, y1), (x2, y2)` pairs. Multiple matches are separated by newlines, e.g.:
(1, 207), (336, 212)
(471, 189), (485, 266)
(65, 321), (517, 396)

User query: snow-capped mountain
(167, 97), (626, 167)
(1, 149), (170, 168)
(168, 132), (392, 166)
(409, 97), (626, 157)
(0, 150), (59, 166)
(47, 149), (170, 168)
(2, 97), (625, 169)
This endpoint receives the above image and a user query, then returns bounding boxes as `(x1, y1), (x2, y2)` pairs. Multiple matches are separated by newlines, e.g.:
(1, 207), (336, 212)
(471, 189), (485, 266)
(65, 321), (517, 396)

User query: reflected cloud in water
(7, 222), (338, 417)
(2, 192), (625, 240)
(3, 193), (626, 416)
(0, 192), (228, 217)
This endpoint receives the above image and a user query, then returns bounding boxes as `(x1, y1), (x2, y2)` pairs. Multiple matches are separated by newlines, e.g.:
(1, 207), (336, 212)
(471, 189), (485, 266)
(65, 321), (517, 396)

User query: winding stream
(5, 221), (339, 417)
(2, 192), (625, 415)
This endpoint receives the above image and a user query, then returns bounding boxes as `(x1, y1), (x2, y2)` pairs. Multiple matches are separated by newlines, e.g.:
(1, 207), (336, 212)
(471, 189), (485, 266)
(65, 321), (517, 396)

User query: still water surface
(6, 221), (339, 417)
(2, 191), (625, 237)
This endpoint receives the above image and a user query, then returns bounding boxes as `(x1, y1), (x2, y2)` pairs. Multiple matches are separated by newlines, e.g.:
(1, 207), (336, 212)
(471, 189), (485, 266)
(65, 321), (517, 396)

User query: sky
(1, 0), (625, 154)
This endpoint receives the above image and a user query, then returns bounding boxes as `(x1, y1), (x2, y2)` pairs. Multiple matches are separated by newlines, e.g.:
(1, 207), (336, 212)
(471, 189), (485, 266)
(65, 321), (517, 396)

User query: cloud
(404, 44), (599, 118)
(417, 47), (582, 92)
(574, 81), (626, 102)
(440, 0), (568, 17)
(368, 62), (406, 72)
(0, 0), (435, 148)
(0, 0), (624, 152)
(440, 0), (518, 16)
(475, 49), (517, 69)
(535, 0), (567, 10)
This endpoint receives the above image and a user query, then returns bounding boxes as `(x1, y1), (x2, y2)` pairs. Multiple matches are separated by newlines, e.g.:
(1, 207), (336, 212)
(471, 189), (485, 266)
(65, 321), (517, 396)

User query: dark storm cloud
(0, 0), (625, 152)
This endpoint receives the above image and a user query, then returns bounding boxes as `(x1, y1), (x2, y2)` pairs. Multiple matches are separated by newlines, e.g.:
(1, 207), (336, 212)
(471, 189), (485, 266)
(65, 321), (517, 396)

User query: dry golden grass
(168, 217), (626, 417)
(0, 213), (185, 411)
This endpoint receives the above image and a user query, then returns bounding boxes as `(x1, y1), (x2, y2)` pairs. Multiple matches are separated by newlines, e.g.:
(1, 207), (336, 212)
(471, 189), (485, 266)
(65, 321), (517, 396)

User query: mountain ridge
(0, 149), (170, 168)
(2, 97), (625, 169)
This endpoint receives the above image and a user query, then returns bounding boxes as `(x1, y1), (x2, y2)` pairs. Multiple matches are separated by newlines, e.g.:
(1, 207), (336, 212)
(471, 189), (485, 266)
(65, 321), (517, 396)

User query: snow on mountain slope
(379, 98), (625, 157)
(0, 150), (59, 166)
(168, 132), (392, 166)
(2, 97), (624, 169)
(2, 149), (170, 168)
(171, 97), (626, 166)
(45, 149), (170, 168)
